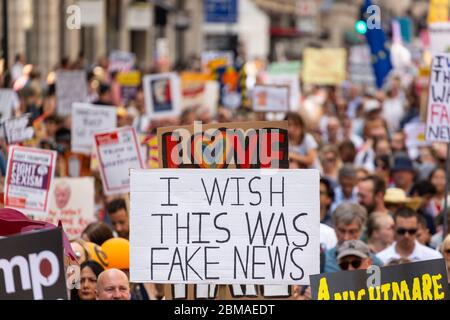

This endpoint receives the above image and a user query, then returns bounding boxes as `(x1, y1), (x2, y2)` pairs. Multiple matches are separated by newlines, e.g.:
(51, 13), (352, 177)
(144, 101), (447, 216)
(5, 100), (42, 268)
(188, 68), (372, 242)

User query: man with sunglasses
(337, 240), (373, 271)
(376, 207), (442, 265)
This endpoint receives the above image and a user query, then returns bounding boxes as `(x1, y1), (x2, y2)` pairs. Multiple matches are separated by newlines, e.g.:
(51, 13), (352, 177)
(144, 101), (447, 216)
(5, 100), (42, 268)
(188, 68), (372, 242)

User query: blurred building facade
(0, 0), (425, 76)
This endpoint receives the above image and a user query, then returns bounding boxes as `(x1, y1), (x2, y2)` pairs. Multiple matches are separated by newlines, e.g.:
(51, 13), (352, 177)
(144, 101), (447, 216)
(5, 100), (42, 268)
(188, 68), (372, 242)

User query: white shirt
(376, 240), (442, 265)
(320, 223), (337, 251)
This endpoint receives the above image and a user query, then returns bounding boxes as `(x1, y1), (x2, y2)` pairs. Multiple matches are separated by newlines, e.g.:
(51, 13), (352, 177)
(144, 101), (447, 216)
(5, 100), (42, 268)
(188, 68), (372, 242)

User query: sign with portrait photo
(143, 73), (182, 120)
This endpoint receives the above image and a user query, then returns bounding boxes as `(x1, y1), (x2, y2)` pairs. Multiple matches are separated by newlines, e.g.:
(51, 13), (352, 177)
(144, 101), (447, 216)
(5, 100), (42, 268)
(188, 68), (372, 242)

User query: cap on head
(336, 240), (370, 260)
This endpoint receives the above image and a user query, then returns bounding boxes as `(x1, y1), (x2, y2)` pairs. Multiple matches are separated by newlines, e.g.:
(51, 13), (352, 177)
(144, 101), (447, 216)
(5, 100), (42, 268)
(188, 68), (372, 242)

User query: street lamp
(1, 0), (8, 71)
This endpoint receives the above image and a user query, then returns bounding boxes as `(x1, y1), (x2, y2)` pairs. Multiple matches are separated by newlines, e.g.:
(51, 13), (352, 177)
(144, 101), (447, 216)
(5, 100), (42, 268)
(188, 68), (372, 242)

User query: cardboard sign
(0, 229), (68, 300)
(426, 54), (450, 143)
(95, 127), (145, 196)
(302, 48), (347, 85)
(311, 259), (450, 300)
(71, 103), (117, 155)
(4, 146), (57, 218)
(109, 51), (136, 73)
(143, 73), (182, 120)
(0, 89), (19, 121)
(157, 121), (289, 169)
(2, 114), (34, 145)
(130, 169), (320, 285)
(55, 71), (88, 117)
(142, 134), (160, 169)
(40, 177), (95, 240)
(252, 85), (290, 113)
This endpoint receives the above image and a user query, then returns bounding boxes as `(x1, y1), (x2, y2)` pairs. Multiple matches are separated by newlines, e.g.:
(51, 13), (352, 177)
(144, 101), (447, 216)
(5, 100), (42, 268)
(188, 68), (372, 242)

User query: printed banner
(40, 177), (95, 240)
(143, 73), (182, 120)
(252, 85), (290, 113)
(95, 127), (145, 196)
(311, 259), (450, 300)
(4, 146), (57, 217)
(0, 229), (68, 300)
(302, 48), (347, 85)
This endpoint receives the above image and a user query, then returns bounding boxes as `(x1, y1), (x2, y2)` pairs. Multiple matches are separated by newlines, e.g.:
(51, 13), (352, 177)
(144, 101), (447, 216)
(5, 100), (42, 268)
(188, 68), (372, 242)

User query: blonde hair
(440, 234), (450, 254)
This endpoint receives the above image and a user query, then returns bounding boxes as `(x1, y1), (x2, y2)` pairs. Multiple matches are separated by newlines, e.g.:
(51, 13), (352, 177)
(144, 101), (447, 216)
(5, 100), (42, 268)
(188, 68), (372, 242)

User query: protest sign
(404, 122), (429, 149)
(252, 85), (290, 113)
(349, 45), (376, 90)
(265, 74), (301, 111)
(109, 51), (136, 73)
(130, 169), (320, 285)
(142, 134), (160, 169)
(426, 54), (450, 143)
(40, 177), (95, 240)
(2, 114), (34, 145)
(157, 121), (289, 169)
(55, 71), (88, 117)
(267, 61), (301, 76)
(117, 71), (141, 104)
(181, 72), (213, 110)
(428, 0), (449, 24)
(429, 22), (450, 56)
(302, 48), (347, 85)
(4, 146), (57, 218)
(143, 73), (182, 120)
(78, 0), (104, 26)
(0, 89), (19, 121)
(311, 259), (450, 300)
(71, 103), (117, 155)
(201, 51), (234, 71)
(0, 228), (68, 300)
(95, 127), (145, 196)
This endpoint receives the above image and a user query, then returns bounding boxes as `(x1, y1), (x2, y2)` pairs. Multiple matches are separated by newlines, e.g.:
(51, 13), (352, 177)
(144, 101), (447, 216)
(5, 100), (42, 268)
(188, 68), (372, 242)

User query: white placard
(426, 53), (450, 143)
(4, 146), (57, 218)
(109, 51), (136, 73)
(71, 103), (117, 155)
(2, 114), (34, 145)
(95, 127), (145, 196)
(429, 22), (450, 56)
(253, 85), (290, 113)
(130, 169), (320, 285)
(0, 89), (19, 121)
(39, 177), (96, 240)
(265, 74), (301, 111)
(56, 71), (88, 117)
(78, 0), (104, 26)
(143, 73), (182, 120)
(128, 4), (152, 30)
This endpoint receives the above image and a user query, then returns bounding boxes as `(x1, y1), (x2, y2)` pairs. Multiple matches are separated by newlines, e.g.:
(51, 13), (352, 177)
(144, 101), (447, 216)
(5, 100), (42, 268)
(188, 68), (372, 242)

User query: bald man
(96, 269), (131, 300)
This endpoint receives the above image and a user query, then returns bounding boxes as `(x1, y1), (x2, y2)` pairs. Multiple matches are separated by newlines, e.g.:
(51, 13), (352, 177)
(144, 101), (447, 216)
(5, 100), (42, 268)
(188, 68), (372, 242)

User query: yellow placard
(302, 48), (347, 85)
(428, 0), (449, 24)
(117, 71), (141, 86)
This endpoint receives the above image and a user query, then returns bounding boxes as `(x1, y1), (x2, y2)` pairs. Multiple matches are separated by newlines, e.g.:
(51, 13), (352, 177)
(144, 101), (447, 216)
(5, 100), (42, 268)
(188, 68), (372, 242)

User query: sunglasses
(339, 259), (362, 271)
(396, 228), (418, 236)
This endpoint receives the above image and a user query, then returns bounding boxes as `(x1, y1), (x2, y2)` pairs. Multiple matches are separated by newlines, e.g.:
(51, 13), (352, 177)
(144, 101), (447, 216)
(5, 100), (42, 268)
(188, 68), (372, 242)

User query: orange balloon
(101, 238), (130, 270)
(85, 242), (109, 269)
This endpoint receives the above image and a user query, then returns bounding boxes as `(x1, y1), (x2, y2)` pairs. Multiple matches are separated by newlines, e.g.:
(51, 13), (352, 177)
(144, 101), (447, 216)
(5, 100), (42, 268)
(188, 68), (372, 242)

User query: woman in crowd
(286, 112), (318, 169)
(71, 261), (105, 301)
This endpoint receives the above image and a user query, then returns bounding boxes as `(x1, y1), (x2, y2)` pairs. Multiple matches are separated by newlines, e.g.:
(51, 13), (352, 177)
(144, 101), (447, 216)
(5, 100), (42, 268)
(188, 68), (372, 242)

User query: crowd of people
(1, 50), (450, 301)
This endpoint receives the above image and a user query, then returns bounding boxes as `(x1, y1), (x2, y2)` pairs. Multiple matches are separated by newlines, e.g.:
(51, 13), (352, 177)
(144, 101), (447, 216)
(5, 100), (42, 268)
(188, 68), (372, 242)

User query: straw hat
(384, 188), (409, 204)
